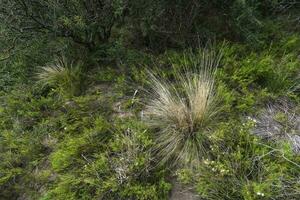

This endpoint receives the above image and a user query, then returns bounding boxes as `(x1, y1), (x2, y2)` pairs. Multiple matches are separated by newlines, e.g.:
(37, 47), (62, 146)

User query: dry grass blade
(144, 48), (222, 167)
(36, 57), (83, 97)
(37, 57), (70, 86)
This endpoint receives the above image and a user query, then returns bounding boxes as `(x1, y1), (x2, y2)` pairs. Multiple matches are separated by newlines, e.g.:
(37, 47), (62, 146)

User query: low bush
(177, 120), (300, 200)
(0, 86), (171, 199)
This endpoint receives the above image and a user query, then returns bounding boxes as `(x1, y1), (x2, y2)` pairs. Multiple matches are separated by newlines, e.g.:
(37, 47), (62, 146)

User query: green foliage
(0, 85), (171, 199)
(0, 1), (299, 199)
(0, 87), (60, 199)
(45, 118), (171, 200)
(1, 0), (298, 56)
(215, 42), (300, 114)
(0, 37), (61, 91)
(176, 121), (300, 200)
(0, 0), (127, 50)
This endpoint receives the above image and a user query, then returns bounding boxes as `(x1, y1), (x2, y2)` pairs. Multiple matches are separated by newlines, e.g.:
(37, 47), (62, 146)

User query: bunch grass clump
(37, 57), (83, 97)
(144, 49), (222, 166)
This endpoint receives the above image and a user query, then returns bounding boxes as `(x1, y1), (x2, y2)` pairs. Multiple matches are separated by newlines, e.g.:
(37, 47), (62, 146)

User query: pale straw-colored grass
(144, 49), (222, 166)
(37, 57), (71, 86)
(37, 57), (82, 96)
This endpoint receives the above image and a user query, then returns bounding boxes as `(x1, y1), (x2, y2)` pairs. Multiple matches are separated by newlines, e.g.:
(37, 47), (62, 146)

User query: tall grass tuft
(144, 49), (222, 167)
(37, 57), (83, 97)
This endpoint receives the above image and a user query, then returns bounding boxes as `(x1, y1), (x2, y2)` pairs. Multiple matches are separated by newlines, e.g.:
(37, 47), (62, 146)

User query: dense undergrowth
(0, 1), (300, 200)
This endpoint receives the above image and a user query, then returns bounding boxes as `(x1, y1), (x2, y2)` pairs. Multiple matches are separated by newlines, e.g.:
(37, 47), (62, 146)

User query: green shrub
(44, 118), (171, 200)
(176, 121), (300, 200)
(214, 44), (300, 114)
(0, 87), (61, 199)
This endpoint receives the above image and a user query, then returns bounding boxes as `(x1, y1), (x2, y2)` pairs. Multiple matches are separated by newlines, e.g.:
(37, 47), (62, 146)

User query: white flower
(203, 159), (210, 165)
(256, 192), (265, 196)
